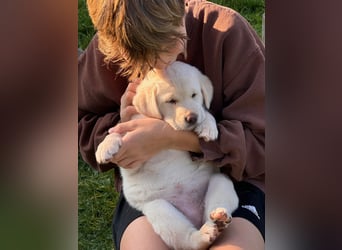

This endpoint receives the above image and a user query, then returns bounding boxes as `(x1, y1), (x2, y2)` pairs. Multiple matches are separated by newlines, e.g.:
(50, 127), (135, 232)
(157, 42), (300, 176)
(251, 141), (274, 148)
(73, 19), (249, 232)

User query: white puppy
(96, 61), (239, 250)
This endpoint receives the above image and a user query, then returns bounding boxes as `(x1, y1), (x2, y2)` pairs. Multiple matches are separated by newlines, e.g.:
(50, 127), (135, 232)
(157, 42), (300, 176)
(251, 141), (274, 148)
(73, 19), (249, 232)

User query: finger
(110, 151), (126, 166)
(120, 81), (139, 107)
(120, 106), (139, 122)
(108, 120), (137, 134)
(126, 80), (140, 92)
(117, 158), (142, 169)
(111, 151), (133, 167)
(120, 90), (135, 107)
(125, 160), (143, 169)
(131, 78), (142, 86)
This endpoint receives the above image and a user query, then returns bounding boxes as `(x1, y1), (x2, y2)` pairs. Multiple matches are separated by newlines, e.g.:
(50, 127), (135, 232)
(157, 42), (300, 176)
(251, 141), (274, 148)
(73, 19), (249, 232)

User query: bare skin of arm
(109, 118), (201, 169)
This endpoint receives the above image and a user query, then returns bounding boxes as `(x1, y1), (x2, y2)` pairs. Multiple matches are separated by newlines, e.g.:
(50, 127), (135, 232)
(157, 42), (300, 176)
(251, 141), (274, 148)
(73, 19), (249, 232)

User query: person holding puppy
(79, 0), (265, 249)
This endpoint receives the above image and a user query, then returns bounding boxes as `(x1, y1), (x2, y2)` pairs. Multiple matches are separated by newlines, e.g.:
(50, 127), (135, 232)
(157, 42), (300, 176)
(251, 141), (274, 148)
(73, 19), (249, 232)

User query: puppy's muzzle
(185, 113), (198, 126)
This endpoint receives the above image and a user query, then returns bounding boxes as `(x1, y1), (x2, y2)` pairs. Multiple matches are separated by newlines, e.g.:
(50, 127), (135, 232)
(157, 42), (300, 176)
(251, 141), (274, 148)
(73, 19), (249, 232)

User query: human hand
(108, 118), (173, 169)
(120, 79), (141, 122)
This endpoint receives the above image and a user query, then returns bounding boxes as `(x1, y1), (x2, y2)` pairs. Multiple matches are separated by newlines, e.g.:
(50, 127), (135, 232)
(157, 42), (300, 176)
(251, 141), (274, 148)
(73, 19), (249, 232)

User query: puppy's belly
(121, 149), (214, 228)
(168, 181), (207, 228)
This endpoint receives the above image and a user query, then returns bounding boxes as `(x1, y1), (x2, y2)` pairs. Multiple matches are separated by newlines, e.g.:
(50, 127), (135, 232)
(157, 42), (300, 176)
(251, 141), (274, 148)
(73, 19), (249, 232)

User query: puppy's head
(133, 61), (214, 131)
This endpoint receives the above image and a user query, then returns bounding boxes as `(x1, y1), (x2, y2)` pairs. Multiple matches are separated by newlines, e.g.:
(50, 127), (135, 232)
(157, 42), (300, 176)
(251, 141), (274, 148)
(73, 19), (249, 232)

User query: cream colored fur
(96, 61), (238, 250)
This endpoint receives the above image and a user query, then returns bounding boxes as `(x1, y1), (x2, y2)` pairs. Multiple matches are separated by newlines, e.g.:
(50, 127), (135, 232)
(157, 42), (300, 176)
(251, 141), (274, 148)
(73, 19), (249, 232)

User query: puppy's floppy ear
(199, 74), (214, 109)
(133, 84), (162, 119)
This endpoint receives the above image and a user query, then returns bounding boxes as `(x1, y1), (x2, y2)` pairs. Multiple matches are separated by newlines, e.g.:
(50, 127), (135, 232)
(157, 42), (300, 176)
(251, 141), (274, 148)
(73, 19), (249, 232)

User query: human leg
(114, 181), (264, 250)
(114, 192), (219, 250)
(120, 216), (170, 250)
(210, 182), (265, 250)
(210, 217), (264, 250)
(112, 192), (170, 250)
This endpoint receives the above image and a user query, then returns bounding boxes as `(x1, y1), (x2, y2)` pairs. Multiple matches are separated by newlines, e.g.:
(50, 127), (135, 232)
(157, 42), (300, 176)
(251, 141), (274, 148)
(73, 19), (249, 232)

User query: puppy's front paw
(195, 114), (218, 141)
(95, 133), (122, 164)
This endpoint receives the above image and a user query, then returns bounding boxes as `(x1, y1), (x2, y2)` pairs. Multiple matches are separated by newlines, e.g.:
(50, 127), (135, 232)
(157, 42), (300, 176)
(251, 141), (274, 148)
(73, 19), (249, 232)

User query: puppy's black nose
(185, 113), (198, 125)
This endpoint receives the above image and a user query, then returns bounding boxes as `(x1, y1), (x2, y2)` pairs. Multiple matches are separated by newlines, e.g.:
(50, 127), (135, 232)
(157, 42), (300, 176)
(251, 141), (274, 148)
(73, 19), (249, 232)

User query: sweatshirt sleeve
(78, 35), (128, 172)
(200, 47), (265, 182)
(188, 2), (265, 182)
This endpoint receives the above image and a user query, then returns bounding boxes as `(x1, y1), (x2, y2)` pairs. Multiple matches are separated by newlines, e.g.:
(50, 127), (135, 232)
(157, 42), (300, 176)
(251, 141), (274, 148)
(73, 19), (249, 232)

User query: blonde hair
(87, 0), (186, 80)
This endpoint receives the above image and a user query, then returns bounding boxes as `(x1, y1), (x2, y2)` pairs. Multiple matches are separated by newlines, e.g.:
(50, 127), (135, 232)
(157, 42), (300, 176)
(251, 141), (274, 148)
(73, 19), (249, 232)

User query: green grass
(213, 0), (264, 34)
(78, 0), (95, 49)
(78, 154), (119, 250)
(78, 1), (264, 249)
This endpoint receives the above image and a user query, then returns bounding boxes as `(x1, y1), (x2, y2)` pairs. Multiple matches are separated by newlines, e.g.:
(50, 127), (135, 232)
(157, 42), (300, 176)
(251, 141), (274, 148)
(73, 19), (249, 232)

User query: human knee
(120, 217), (169, 250)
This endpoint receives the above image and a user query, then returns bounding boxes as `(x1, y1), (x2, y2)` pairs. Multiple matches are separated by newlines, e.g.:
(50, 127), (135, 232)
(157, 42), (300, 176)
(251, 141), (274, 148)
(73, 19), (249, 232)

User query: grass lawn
(78, 0), (264, 249)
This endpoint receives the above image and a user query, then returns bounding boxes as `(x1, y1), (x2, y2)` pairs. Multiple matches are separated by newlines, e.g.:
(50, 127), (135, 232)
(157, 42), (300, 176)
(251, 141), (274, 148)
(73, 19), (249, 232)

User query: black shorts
(112, 181), (265, 249)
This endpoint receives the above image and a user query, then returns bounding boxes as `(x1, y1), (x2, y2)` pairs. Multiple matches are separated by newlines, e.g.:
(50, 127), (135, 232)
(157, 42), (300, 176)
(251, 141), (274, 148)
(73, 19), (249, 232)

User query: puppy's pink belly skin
(169, 186), (206, 229)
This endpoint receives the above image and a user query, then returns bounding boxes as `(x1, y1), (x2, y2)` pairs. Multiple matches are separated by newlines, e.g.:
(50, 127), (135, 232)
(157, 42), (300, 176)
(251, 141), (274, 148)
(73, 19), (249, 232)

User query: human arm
(185, 1), (265, 184)
(78, 35), (129, 172)
(108, 118), (201, 169)
(200, 48), (265, 182)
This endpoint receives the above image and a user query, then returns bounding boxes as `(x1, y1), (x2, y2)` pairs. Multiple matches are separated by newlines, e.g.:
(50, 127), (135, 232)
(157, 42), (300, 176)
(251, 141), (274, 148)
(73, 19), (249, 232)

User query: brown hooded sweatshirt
(78, 0), (265, 191)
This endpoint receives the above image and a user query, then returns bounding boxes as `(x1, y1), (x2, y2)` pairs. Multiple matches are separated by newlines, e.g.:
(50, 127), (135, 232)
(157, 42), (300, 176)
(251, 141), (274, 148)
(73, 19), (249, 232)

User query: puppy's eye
(166, 99), (178, 104)
(191, 93), (197, 98)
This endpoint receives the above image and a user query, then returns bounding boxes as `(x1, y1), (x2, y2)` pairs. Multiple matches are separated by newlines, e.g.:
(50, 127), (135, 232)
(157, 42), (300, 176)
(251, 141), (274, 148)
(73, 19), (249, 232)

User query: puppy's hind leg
(142, 199), (215, 250)
(203, 173), (239, 232)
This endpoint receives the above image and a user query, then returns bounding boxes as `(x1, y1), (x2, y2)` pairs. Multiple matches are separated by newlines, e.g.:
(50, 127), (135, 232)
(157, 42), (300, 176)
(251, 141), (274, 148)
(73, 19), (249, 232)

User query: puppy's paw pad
(95, 133), (122, 164)
(210, 207), (232, 232)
